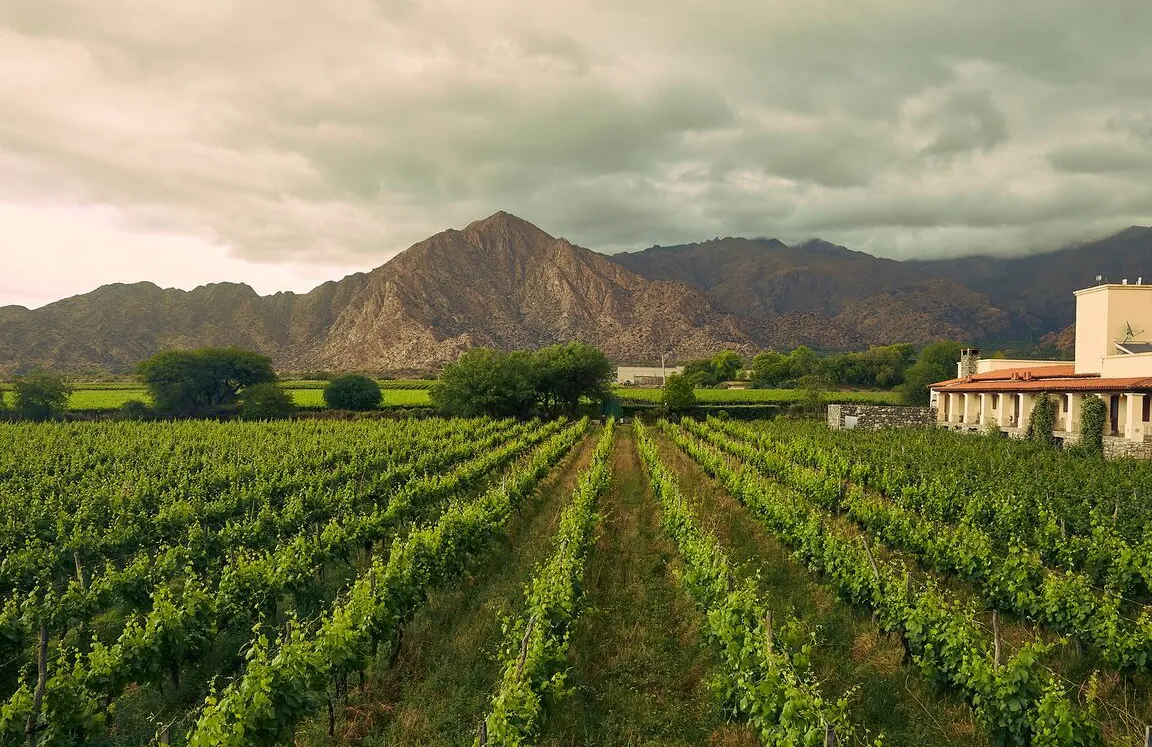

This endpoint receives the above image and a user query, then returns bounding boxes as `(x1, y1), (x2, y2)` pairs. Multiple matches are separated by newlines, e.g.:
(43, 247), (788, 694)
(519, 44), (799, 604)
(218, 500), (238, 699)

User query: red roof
(934, 376), (1152, 393)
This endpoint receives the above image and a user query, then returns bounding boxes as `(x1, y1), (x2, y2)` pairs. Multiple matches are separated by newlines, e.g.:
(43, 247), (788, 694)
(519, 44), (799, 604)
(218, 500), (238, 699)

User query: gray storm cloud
(1, 0), (1150, 277)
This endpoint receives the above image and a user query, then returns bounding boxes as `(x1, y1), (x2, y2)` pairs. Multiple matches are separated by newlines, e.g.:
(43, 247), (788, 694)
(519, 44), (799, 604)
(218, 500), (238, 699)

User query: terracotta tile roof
(931, 364), (1086, 389)
(969, 365), (1079, 380)
(934, 376), (1152, 393)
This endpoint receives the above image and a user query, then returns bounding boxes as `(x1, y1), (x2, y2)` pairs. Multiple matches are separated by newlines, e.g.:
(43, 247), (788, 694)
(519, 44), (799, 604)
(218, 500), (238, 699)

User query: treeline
(680, 342), (963, 404)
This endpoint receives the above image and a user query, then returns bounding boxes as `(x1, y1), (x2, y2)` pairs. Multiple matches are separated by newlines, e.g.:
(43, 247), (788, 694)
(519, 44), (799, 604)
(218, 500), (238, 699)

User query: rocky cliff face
(1, 214), (1148, 375)
(0, 213), (767, 374)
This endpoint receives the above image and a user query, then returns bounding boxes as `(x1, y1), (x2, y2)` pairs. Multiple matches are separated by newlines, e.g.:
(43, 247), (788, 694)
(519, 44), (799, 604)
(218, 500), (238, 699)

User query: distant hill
(1, 214), (1148, 375)
(613, 226), (1152, 345)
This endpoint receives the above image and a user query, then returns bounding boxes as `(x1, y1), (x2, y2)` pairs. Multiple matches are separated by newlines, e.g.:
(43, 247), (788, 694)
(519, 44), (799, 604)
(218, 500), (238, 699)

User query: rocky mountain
(0, 213), (775, 374)
(613, 226), (1152, 345)
(1, 214), (1148, 375)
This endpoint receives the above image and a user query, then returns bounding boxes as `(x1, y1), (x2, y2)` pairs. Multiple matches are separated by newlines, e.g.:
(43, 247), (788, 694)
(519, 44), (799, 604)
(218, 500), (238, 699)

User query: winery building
(930, 280), (1152, 457)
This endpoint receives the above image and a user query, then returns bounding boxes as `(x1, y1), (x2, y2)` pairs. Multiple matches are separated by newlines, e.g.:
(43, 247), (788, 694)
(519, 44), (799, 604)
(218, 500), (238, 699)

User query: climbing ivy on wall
(1080, 396), (1107, 454)
(1026, 392), (1057, 446)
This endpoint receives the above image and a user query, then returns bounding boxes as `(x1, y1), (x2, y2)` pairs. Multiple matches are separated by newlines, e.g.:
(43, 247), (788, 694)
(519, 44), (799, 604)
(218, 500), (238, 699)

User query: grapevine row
(478, 418), (616, 746)
(0, 420), (532, 679)
(0, 418), (517, 596)
(636, 422), (871, 746)
(1, 420), (569, 745)
(662, 420), (1102, 746)
(183, 418), (589, 746)
(697, 417), (1152, 672)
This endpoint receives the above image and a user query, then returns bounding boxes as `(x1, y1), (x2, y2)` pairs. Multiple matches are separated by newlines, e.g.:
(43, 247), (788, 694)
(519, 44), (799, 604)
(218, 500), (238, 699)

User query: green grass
(540, 427), (756, 746)
(613, 386), (902, 405)
(1, 386), (431, 410)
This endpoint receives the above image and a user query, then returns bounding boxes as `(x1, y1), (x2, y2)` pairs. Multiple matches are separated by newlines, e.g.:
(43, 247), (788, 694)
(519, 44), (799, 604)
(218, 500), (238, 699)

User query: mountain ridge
(1, 214), (1149, 375)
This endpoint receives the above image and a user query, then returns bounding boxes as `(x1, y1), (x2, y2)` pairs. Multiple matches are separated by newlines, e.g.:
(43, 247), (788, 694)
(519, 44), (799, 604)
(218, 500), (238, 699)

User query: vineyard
(1, 417), (1151, 746)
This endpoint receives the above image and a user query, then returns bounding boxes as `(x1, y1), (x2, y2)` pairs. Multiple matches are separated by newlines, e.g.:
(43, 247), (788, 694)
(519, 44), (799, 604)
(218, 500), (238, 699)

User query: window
(1144, 395), (1151, 424)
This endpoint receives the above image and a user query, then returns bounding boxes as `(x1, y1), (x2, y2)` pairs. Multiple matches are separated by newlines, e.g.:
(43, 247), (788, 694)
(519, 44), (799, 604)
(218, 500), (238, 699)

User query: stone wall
(1103, 436), (1152, 460)
(827, 404), (936, 431)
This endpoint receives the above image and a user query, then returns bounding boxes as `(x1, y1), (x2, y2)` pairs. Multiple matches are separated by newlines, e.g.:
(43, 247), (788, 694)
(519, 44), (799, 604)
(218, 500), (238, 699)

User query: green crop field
(613, 386), (902, 404)
(2, 385), (432, 410)
(1, 416), (1148, 746)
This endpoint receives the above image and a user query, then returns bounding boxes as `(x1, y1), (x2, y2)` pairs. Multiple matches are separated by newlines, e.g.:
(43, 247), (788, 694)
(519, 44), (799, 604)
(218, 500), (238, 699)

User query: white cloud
(0, 0), (1150, 305)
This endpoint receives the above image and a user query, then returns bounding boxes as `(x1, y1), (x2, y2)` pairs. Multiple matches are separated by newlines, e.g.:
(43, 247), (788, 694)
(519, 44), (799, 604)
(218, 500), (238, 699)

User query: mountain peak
(464, 211), (555, 240)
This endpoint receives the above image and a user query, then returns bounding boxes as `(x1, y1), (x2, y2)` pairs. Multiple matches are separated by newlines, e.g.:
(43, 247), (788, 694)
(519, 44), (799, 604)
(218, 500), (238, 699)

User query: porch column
(1125, 393), (1145, 441)
(1020, 393), (1036, 431)
(947, 393), (959, 423)
(979, 393), (991, 427)
(997, 393), (1012, 428)
(960, 393), (970, 424)
(1066, 394), (1081, 433)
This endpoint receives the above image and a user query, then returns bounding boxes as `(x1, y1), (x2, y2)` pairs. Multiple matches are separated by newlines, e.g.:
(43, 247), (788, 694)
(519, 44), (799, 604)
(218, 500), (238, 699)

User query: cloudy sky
(3, 0), (1151, 309)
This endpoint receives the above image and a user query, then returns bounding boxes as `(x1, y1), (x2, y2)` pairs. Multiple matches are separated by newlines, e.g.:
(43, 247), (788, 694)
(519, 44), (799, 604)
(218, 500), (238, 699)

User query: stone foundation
(1103, 437), (1152, 460)
(827, 404), (936, 431)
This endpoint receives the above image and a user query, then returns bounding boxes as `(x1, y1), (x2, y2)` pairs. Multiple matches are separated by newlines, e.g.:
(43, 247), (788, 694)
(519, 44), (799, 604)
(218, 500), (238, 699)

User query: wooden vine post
(992, 610), (1002, 670)
(764, 610), (774, 651)
(517, 615), (537, 678)
(1144, 724), (1151, 747)
(824, 723), (836, 746)
(25, 626), (48, 747)
(478, 720), (488, 745)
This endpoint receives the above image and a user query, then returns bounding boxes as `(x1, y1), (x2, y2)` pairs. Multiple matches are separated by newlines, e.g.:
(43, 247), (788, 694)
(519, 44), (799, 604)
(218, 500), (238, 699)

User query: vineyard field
(2, 417), (1152, 746)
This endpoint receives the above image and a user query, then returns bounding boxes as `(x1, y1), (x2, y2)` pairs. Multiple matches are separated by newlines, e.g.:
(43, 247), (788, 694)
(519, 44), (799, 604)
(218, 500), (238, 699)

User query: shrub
(119, 400), (153, 420)
(1079, 396), (1107, 454)
(13, 372), (73, 421)
(324, 374), (383, 411)
(662, 373), (697, 413)
(1025, 393), (1057, 446)
(240, 383), (297, 420)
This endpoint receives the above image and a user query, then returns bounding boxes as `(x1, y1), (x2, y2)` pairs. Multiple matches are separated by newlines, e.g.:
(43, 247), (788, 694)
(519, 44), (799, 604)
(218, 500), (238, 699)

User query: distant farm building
(616, 365), (685, 386)
(931, 280), (1152, 458)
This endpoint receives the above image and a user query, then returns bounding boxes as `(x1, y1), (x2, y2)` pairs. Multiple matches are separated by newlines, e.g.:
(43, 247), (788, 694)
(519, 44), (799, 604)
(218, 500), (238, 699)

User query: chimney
(958, 348), (981, 378)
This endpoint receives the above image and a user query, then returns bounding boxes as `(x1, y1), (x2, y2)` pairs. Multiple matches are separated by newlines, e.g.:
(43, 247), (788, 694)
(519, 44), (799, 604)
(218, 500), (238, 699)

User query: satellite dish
(1124, 322), (1145, 342)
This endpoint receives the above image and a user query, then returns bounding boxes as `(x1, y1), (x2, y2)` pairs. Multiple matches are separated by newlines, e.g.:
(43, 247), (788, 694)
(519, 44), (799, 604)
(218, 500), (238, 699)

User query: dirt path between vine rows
(295, 428), (599, 747)
(539, 426), (757, 747)
(653, 428), (986, 747)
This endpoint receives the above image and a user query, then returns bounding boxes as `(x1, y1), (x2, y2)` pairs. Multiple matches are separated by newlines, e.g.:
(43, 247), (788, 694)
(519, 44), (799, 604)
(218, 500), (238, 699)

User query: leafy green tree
(751, 350), (789, 388)
(900, 342), (962, 405)
(13, 372), (72, 420)
(682, 359), (719, 387)
(431, 348), (538, 418)
(138, 347), (277, 417)
(711, 350), (743, 382)
(323, 375), (382, 411)
(662, 373), (697, 412)
(240, 383), (297, 420)
(533, 342), (614, 416)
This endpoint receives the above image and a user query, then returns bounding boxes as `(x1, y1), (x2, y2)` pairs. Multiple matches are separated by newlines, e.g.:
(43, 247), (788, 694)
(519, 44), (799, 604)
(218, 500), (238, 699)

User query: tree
(900, 342), (962, 405)
(430, 348), (538, 418)
(138, 348), (277, 417)
(240, 383), (297, 420)
(796, 375), (829, 417)
(711, 350), (743, 382)
(323, 375), (383, 411)
(751, 350), (789, 388)
(533, 342), (614, 416)
(12, 372), (73, 421)
(662, 373), (697, 412)
(682, 359), (719, 387)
